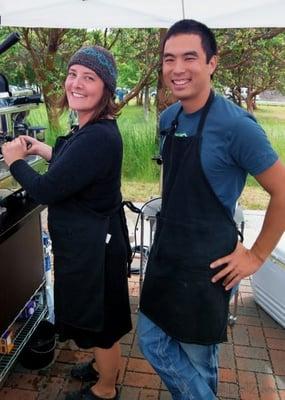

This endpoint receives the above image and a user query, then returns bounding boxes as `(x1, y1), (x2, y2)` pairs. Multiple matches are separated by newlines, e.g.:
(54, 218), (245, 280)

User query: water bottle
(42, 231), (54, 323)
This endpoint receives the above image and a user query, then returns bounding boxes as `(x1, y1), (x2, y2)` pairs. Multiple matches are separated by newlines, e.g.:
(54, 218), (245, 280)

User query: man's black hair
(162, 19), (217, 63)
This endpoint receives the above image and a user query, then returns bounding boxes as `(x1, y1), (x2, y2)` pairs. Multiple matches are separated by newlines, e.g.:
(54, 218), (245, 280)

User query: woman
(2, 46), (132, 400)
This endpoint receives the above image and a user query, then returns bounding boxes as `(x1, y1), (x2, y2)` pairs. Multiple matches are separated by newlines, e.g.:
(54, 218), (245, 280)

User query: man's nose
(173, 60), (186, 74)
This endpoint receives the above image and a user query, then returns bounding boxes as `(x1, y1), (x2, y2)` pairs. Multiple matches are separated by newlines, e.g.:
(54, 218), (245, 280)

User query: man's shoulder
(214, 94), (255, 120)
(160, 102), (181, 125)
(212, 93), (258, 129)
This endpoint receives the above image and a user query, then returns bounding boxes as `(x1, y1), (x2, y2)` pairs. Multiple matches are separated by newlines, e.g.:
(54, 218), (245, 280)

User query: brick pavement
(1, 271), (285, 400)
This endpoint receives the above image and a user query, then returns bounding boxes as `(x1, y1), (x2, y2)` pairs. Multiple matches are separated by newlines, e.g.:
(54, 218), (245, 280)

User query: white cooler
(251, 234), (285, 328)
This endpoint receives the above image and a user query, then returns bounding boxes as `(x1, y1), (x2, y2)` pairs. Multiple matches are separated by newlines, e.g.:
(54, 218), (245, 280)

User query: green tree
(0, 28), (27, 87)
(18, 28), (89, 139)
(215, 28), (285, 113)
(113, 28), (160, 112)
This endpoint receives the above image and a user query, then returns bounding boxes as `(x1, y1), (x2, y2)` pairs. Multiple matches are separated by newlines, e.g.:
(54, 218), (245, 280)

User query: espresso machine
(0, 33), (48, 384)
(0, 32), (45, 203)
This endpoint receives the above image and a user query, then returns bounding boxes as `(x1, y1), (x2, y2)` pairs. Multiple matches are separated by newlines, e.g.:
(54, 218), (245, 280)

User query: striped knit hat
(68, 45), (117, 94)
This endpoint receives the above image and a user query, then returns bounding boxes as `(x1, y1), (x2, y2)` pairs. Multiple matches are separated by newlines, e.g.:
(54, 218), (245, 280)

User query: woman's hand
(18, 136), (52, 161)
(1, 137), (27, 166)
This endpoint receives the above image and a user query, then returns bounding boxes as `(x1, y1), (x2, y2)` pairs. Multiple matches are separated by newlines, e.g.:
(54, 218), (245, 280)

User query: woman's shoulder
(73, 120), (121, 150)
(78, 119), (119, 137)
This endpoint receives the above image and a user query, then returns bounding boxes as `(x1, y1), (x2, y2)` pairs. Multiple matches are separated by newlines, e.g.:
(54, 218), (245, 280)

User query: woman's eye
(85, 76), (95, 81)
(68, 72), (76, 77)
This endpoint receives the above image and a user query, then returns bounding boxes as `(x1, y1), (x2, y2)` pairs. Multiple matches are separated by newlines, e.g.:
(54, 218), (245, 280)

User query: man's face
(162, 33), (217, 111)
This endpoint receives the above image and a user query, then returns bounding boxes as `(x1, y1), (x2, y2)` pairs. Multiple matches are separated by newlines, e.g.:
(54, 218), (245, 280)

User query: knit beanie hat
(68, 45), (117, 94)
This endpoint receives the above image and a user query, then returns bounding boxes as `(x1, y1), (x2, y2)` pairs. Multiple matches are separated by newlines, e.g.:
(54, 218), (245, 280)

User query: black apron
(140, 92), (238, 345)
(48, 131), (131, 332)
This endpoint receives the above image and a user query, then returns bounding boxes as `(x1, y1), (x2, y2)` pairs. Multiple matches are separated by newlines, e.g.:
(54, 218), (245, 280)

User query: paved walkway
(0, 209), (285, 399)
(1, 272), (285, 400)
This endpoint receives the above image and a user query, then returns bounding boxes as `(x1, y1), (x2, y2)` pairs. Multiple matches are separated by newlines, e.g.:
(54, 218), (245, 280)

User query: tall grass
(117, 106), (160, 182)
(27, 105), (69, 145)
(255, 105), (285, 160)
(247, 104), (285, 187)
(27, 103), (284, 185)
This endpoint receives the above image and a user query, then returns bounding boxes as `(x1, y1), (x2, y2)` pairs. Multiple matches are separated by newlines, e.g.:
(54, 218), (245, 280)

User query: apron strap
(196, 90), (215, 139)
(160, 105), (184, 137)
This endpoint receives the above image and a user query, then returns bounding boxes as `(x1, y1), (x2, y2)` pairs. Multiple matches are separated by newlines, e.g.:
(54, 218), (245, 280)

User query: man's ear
(209, 55), (218, 75)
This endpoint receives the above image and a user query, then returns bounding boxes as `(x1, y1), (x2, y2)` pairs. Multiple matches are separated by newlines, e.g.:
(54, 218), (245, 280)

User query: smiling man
(138, 19), (285, 400)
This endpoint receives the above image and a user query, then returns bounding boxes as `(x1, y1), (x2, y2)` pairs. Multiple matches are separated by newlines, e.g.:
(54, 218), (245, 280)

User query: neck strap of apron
(196, 89), (214, 138)
(161, 90), (214, 138)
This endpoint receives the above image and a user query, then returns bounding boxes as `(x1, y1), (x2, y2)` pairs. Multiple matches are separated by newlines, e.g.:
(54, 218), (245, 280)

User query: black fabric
(140, 92), (238, 345)
(71, 359), (99, 382)
(10, 120), (122, 210)
(65, 386), (119, 400)
(10, 119), (132, 346)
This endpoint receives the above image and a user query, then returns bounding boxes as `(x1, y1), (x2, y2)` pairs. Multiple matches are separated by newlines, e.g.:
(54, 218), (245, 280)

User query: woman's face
(65, 64), (105, 126)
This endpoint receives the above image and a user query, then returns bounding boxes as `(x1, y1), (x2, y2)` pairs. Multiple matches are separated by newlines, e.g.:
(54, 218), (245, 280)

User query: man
(138, 19), (285, 400)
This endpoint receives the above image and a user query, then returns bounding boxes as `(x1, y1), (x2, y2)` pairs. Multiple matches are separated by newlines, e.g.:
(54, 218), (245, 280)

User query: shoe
(71, 359), (99, 382)
(65, 386), (119, 400)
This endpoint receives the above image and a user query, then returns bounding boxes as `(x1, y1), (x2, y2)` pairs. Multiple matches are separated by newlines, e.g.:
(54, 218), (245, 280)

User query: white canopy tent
(0, 0), (284, 29)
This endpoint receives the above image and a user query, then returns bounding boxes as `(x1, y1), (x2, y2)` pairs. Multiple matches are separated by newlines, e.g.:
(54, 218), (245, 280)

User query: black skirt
(56, 212), (132, 349)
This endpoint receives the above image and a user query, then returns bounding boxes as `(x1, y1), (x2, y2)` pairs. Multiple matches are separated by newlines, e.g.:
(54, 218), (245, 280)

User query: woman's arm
(8, 126), (118, 205)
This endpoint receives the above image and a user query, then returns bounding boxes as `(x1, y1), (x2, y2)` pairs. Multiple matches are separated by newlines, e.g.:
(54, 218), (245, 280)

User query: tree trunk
(143, 86), (150, 120)
(136, 91), (143, 106)
(245, 94), (254, 114)
(43, 92), (62, 143)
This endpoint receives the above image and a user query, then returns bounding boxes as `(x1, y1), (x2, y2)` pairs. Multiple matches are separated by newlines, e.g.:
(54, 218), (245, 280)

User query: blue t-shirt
(160, 93), (278, 216)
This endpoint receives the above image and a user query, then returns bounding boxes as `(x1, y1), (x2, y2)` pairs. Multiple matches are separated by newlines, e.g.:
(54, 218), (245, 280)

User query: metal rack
(0, 288), (48, 385)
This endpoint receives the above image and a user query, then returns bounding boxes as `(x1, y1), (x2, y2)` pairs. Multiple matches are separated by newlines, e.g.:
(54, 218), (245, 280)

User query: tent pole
(181, 0), (185, 18)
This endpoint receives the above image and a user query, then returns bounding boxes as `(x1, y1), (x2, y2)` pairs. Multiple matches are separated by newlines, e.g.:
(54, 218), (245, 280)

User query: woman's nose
(72, 76), (84, 87)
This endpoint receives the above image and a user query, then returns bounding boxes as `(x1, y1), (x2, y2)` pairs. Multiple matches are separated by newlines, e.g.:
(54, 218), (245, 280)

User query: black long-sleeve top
(10, 119), (123, 213)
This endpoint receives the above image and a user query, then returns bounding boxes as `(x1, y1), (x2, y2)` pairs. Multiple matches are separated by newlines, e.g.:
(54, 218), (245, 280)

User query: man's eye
(164, 58), (174, 63)
(68, 72), (76, 77)
(85, 76), (95, 81)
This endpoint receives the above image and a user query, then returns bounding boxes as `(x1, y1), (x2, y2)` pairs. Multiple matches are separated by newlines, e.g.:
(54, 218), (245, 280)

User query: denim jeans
(138, 312), (218, 400)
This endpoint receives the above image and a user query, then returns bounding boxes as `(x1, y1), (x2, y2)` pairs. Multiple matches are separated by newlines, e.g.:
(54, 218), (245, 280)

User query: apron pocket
(50, 212), (110, 331)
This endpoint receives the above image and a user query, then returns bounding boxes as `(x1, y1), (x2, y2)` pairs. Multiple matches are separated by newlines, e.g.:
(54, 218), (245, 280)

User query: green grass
(255, 105), (285, 159)
(247, 104), (285, 187)
(117, 105), (160, 182)
(27, 103), (284, 189)
(27, 105), (69, 145)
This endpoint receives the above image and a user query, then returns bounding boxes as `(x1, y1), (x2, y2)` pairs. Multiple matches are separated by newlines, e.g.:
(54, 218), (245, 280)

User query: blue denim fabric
(138, 312), (218, 400)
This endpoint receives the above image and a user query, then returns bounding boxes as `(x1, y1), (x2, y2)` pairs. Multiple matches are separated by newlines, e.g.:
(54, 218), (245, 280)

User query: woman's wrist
(38, 144), (53, 161)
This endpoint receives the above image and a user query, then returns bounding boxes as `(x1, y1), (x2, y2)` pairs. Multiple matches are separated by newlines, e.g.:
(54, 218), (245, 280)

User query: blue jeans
(138, 312), (218, 400)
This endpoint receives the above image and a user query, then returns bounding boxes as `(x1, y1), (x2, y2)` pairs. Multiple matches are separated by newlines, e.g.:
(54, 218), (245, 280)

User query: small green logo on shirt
(174, 132), (188, 137)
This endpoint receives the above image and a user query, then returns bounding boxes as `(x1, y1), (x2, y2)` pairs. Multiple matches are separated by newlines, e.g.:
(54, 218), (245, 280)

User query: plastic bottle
(42, 231), (54, 323)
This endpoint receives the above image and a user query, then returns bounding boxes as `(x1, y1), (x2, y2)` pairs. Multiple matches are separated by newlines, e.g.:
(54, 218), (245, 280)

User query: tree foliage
(1, 25), (285, 141)
(112, 28), (160, 109)
(215, 28), (285, 113)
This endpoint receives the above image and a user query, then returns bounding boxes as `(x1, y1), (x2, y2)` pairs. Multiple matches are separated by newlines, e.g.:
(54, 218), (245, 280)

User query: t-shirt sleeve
(10, 125), (118, 205)
(229, 116), (278, 176)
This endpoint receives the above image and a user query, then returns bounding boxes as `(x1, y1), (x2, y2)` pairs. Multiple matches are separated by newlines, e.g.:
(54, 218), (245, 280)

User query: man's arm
(210, 159), (285, 290)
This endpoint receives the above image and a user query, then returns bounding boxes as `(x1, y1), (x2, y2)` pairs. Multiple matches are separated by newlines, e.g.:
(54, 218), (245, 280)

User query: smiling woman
(1, 45), (131, 400)
(65, 65), (105, 127)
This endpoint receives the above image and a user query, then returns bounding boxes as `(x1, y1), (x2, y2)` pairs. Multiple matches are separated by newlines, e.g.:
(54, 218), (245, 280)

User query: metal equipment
(0, 32), (45, 203)
(0, 32), (48, 386)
